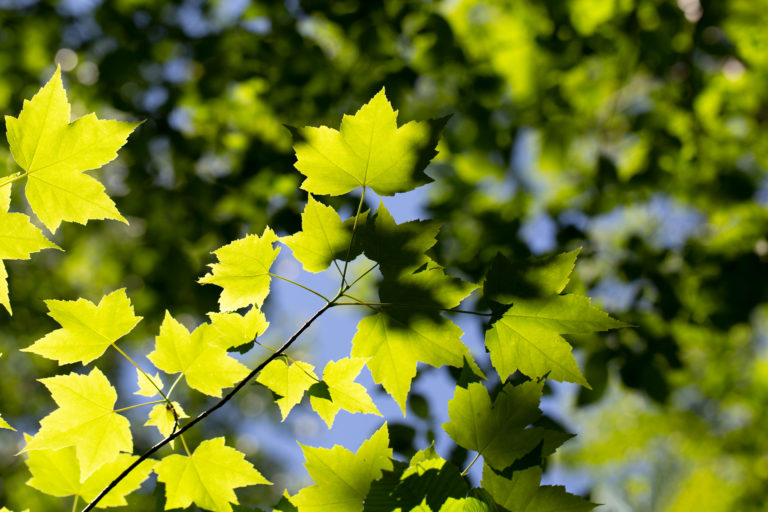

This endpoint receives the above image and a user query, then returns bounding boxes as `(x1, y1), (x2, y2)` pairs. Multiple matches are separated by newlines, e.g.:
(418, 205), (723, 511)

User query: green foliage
(0, 69), (625, 512)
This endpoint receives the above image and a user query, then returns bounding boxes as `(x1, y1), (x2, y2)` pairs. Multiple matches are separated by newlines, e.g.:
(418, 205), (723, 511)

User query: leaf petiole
(269, 272), (330, 302)
(114, 400), (166, 413)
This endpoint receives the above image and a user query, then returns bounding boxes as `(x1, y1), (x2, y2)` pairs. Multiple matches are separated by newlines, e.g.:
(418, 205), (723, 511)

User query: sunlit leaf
(310, 357), (381, 428)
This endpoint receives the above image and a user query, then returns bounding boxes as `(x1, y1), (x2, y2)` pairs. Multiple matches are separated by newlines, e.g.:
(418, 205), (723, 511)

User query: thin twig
(81, 301), (334, 511)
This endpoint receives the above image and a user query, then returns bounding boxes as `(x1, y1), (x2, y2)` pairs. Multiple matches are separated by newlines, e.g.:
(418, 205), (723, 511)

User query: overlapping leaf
(484, 251), (626, 386)
(147, 311), (250, 397)
(282, 195), (365, 273)
(481, 463), (595, 511)
(442, 381), (571, 470)
(145, 401), (187, 438)
(256, 359), (318, 419)
(0, 182), (59, 314)
(25, 437), (155, 508)
(22, 368), (132, 480)
(294, 88), (440, 196)
(292, 424), (393, 512)
(154, 437), (271, 512)
(309, 357), (380, 428)
(206, 307), (269, 350)
(199, 227), (280, 312)
(22, 288), (142, 365)
(4, 67), (139, 232)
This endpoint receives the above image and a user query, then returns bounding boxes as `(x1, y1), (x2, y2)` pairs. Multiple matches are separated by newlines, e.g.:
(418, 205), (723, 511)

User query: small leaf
(25, 438), (155, 507)
(282, 195), (365, 273)
(5, 66), (140, 232)
(293, 423), (393, 512)
(481, 464), (596, 511)
(310, 357), (381, 428)
(23, 288), (142, 365)
(148, 312), (250, 397)
(256, 359), (317, 419)
(442, 381), (571, 471)
(145, 401), (187, 438)
(294, 88), (440, 196)
(134, 369), (164, 397)
(22, 367), (132, 480)
(199, 227), (280, 312)
(484, 249), (580, 303)
(155, 437), (271, 512)
(0, 414), (15, 431)
(206, 307), (269, 350)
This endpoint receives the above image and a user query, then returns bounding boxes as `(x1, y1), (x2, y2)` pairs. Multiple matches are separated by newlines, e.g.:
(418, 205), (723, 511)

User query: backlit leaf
(481, 464), (595, 511)
(292, 423), (393, 512)
(22, 367), (132, 480)
(294, 88), (437, 196)
(0, 414), (14, 431)
(4, 67), (139, 232)
(147, 311), (250, 397)
(155, 437), (271, 512)
(199, 227), (280, 312)
(310, 357), (381, 428)
(256, 359), (317, 419)
(206, 307), (269, 350)
(134, 369), (164, 397)
(22, 288), (142, 365)
(145, 401), (187, 438)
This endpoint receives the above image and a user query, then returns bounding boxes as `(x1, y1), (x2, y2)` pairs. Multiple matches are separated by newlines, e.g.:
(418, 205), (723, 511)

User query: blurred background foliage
(1, 0), (768, 510)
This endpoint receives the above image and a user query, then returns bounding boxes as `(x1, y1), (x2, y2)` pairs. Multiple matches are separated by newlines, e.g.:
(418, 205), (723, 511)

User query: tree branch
(81, 301), (334, 511)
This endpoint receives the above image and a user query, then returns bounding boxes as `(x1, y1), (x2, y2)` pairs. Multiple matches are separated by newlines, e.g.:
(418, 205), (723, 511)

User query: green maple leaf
(481, 464), (595, 511)
(363, 203), (441, 278)
(294, 88), (440, 196)
(4, 66), (140, 232)
(145, 401), (188, 438)
(485, 294), (625, 387)
(199, 227), (280, 312)
(0, 182), (59, 314)
(134, 368), (165, 397)
(292, 423), (393, 512)
(282, 195), (365, 273)
(0, 414), (14, 431)
(484, 250), (626, 386)
(310, 357), (381, 428)
(352, 264), (480, 414)
(256, 358), (317, 419)
(22, 367), (132, 480)
(22, 288), (142, 365)
(147, 311), (250, 397)
(24, 437), (155, 508)
(442, 381), (571, 471)
(438, 497), (493, 512)
(206, 307), (269, 350)
(155, 437), (271, 512)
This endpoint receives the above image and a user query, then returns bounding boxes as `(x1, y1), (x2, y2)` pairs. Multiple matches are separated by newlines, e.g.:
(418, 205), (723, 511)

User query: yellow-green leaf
(134, 368), (165, 397)
(22, 367), (132, 480)
(22, 288), (142, 365)
(25, 438), (155, 508)
(147, 311), (250, 397)
(206, 307), (269, 349)
(0, 261), (9, 315)
(4, 67), (140, 232)
(0, 414), (14, 431)
(199, 227), (280, 312)
(310, 358), (380, 428)
(155, 437), (271, 512)
(292, 423), (393, 512)
(257, 359), (317, 419)
(294, 88), (437, 196)
(145, 401), (187, 438)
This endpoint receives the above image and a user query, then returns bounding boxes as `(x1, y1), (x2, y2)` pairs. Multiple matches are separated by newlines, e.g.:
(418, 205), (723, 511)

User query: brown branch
(81, 302), (333, 511)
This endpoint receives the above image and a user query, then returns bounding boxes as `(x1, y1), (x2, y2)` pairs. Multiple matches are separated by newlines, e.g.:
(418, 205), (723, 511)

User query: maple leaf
(145, 401), (188, 438)
(147, 311), (250, 397)
(199, 227), (280, 312)
(0, 182), (59, 314)
(281, 195), (365, 273)
(206, 307), (269, 350)
(4, 66), (140, 232)
(22, 367), (132, 480)
(22, 288), (142, 365)
(442, 381), (572, 471)
(484, 251), (626, 386)
(154, 437), (271, 512)
(437, 497), (493, 511)
(352, 264), (480, 414)
(293, 88), (444, 196)
(256, 359), (318, 419)
(292, 423), (393, 512)
(134, 368), (165, 397)
(309, 358), (381, 428)
(481, 463), (596, 511)
(24, 437), (155, 508)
